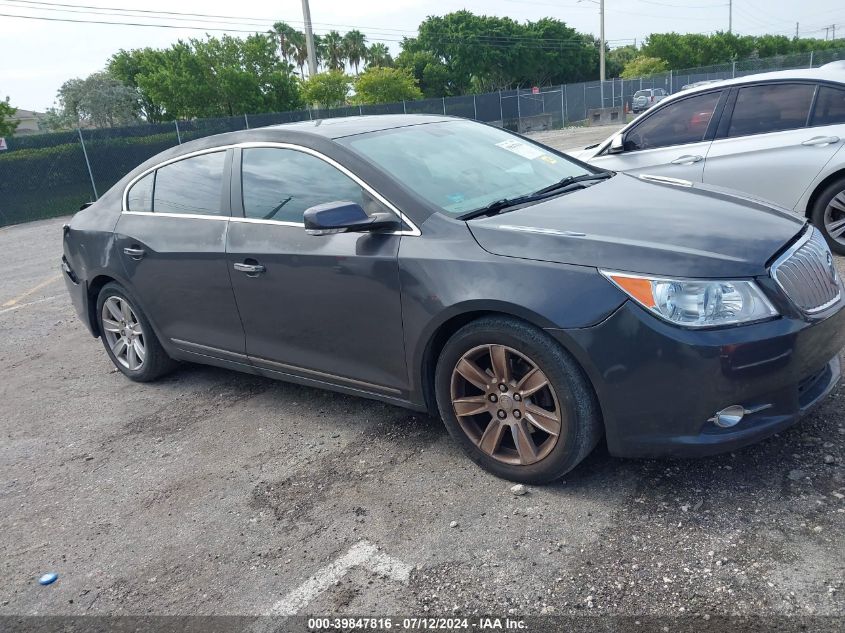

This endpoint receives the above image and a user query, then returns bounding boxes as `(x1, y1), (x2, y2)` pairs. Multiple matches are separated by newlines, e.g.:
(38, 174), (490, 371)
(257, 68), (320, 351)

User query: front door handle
(670, 154), (703, 165)
(233, 262), (266, 275)
(802, 136), (840, 147)
(122, 247), (146, 260)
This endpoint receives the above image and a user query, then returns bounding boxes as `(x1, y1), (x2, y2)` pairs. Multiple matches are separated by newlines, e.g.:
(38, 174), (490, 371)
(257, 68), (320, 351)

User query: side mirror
(608, 133), (625, 154)
(304, 201), (399, 236)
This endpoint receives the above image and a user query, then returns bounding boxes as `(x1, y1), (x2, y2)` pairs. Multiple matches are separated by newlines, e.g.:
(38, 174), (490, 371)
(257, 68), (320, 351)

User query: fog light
(709, 405), (745, 428)
(708, 403), (772, 428)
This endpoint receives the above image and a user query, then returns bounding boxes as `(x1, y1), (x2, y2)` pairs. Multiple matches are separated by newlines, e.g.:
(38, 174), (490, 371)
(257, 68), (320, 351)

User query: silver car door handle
(122, 247), (146, 259)
(233, 262), (266, 274)
(670, 154), (703, 165)
(802, 136), (840, 146)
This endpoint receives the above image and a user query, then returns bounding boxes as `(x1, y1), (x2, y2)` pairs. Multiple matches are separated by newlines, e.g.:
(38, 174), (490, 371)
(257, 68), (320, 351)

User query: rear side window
(127, 172), (153, 211)
(728, 83), (815, 137)
(153, 151), (226, 216)
(624, 91), (721, 151)
(812, 86), (845, 126)
(241, 148), (371, 223)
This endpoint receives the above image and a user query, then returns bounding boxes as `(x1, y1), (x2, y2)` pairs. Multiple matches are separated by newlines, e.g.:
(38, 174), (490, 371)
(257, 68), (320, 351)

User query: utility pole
(834, 24), (837, 40)
(301, 0), (318, 77)
(599, 0), (605, 83)
(728, 0), (732, 33)
(824, 26), (830, 41)
(795, 22), (799, 38)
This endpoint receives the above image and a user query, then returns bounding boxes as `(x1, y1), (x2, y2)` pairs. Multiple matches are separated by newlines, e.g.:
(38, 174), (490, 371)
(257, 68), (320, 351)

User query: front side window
(624, 91), (722, 151)
(338, 120), (593, 216)
(812, 85), (845, 126)
(728, 83), (815, 137)
(126, 171), (153, 211)
(153, 151), (226, 216)
(241, 148), (375, 223)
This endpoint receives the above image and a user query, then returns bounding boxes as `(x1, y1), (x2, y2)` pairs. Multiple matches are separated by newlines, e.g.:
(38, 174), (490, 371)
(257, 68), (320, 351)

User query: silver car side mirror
(608, 134), (624, 154)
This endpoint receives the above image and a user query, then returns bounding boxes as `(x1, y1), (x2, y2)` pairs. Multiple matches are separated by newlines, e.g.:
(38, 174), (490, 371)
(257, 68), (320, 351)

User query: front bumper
(550, 300), (845, 458)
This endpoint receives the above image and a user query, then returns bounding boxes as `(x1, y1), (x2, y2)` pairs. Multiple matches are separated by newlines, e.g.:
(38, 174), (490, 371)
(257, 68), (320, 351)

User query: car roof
(668, 64), (845, 100)
(266, 113), (454, 139)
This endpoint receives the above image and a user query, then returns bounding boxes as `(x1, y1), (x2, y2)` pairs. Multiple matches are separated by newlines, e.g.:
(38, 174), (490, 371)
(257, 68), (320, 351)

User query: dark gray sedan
(61, 115), (845, 483)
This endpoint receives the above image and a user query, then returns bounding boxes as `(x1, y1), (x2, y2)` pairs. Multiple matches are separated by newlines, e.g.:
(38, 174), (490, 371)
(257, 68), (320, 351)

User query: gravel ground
(1, 172), (843, 629)
(526, 124), (624, 155)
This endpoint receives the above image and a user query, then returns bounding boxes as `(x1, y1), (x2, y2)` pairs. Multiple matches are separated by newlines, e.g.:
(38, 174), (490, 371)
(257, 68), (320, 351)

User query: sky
(1, 0), (844, 111)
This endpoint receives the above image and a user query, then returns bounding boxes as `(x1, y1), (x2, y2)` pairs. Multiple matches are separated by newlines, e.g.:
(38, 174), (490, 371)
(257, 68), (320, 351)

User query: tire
(810, 176), (845, 256)
(434, 316), (602, 484)
(96, 282), (176, 382)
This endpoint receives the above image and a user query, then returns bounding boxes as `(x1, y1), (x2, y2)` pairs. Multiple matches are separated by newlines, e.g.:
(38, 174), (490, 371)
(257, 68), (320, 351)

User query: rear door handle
(670, 154), (703, 165)
(233, 262), (266, 275)
(802, 136), (840, 146)
(122, 247), (146, 259)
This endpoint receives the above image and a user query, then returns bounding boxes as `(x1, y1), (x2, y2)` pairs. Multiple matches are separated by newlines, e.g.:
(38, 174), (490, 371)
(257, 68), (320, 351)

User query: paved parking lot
(1, 131), (844, 627)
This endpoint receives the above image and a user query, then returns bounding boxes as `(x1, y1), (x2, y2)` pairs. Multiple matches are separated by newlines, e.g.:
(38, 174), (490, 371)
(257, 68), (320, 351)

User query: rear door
(589, 89), (725, 181)
(702, 82), (843, 209)
(226, 145), (409, 396)
(114, 149), (246, 358)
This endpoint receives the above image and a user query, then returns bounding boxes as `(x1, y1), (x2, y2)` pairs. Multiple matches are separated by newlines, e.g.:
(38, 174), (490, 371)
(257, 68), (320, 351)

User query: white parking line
(0, 294), (62, 316)
(267, 540), (412, 616)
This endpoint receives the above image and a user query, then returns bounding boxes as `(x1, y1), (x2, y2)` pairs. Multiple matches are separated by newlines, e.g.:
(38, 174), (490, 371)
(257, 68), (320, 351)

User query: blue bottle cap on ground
(38, 573), (58, 585)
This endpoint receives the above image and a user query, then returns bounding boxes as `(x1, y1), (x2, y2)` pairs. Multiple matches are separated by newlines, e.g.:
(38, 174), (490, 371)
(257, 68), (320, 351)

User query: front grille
(771, 228), (841, 314)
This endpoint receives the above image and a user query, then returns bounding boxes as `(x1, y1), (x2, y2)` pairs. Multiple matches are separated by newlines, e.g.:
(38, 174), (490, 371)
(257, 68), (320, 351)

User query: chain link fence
(2, 46), (844, 227)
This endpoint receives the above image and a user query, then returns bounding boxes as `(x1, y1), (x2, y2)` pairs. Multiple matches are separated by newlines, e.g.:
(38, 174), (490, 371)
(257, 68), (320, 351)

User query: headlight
(601, 270), (778, 328)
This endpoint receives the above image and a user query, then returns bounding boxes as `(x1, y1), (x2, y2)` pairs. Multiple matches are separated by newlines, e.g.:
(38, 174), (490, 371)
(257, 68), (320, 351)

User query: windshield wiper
(531, 171), (613, 196)
(458, 193), (543, 221)
(457, 171), (615, 221)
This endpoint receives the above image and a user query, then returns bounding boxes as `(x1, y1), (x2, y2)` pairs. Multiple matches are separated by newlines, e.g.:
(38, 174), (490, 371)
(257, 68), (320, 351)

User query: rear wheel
(434, 316), (602, 484)
(810, 176), (845, 255)
(96, 282), (176, 382)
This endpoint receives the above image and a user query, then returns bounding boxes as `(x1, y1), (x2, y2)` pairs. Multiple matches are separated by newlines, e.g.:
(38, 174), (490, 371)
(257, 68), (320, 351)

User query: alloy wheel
(824, 189), (845, 248)
(450, 344), (564, 466)
(101, 296), (146, 371)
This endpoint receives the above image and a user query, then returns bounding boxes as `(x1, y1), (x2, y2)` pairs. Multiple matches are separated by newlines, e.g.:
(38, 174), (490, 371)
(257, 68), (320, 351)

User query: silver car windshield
(338, 120), (592, 216)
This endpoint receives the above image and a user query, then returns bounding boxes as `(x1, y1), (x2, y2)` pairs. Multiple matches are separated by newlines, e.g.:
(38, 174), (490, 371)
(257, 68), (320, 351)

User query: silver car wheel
(101, 296), (146, 371)
(824, 190), (845, 247)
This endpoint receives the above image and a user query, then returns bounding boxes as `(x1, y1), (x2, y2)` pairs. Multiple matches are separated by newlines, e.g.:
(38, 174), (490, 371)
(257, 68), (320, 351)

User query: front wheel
(434, 316), (602, 484)
(810, 176), (845, 255)
(96, 282), (176, 382)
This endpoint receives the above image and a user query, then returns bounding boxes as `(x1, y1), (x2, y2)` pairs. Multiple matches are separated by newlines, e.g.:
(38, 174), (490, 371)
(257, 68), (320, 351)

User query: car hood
(467, 173), (805, 278)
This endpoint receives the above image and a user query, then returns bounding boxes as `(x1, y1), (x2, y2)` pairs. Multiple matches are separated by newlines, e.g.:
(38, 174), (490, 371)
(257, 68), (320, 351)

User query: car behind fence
(1, 47), (844, 227)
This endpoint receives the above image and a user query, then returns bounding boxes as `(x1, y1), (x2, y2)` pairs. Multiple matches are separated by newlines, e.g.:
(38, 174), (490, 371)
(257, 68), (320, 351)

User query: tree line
(18, 10), (845, 132)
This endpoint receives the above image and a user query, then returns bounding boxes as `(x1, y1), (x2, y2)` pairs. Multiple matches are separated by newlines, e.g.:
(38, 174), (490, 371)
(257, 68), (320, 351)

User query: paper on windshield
(495, 139), (547, 160)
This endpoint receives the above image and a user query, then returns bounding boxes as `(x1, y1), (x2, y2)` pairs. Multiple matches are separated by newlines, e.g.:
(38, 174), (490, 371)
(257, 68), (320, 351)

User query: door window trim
(714, 80), (820, 141)
(122, 142), (421, 237)
(602, 89), (728, 156)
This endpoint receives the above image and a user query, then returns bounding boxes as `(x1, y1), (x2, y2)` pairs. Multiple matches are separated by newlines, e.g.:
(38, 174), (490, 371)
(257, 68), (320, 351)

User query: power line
(1, 0), (417, 33)
(0, 10), (607, 48)
(1, 1), (610, 46)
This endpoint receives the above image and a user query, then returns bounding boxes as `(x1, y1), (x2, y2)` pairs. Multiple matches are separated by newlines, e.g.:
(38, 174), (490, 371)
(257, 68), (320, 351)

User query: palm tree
(343, 30), (367, 75)
(269, 21), (298, 63)
(322, 30), (345, 72)
(366, 43), (393, 68)
(291, 32), (309, 79)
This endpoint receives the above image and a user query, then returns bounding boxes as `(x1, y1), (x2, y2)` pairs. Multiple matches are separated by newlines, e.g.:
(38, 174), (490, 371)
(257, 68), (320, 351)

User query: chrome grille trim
(771, 227), (841, 315)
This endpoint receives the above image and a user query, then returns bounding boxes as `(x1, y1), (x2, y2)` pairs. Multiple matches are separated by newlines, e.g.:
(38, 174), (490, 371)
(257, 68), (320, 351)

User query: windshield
(634, 90), (651, 98)
(338, 120), (593, 216)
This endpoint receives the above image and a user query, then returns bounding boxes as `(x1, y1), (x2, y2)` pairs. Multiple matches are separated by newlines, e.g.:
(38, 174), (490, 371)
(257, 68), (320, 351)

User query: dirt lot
(1, 128), (843, 630)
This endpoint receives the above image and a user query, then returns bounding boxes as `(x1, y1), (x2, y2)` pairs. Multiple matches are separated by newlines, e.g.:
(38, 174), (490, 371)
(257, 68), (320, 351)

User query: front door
(115, 149), (245, 357)
(226, 146), (408, 396)
(591, 89), (725, 182)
